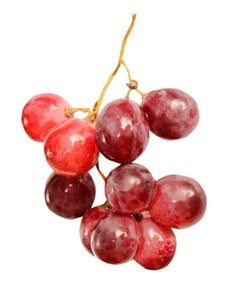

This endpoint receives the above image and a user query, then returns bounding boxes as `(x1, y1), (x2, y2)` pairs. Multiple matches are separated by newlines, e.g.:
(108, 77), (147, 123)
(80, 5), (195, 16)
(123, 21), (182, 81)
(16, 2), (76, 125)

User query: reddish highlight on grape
(44, 118), (99, 177)
(21, 93), (71, 142)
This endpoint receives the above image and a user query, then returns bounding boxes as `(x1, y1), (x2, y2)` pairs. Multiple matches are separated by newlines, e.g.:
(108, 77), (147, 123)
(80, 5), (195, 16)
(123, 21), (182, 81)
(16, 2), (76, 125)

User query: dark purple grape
(105, 163), (156, 214)
(45, 172), (95, 219)
(95, 98), (149, 163)
(141, 88), (199, 140)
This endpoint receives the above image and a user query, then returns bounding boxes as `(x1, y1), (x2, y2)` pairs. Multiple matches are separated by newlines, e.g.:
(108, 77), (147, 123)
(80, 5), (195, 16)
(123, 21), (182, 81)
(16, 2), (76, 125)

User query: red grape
(134, 214), (176, 270)
(45, 172), (95, 219)
(149, 175), (207, 229)
(91, 212), (139, 264)
(105, 163), (156, 214)
(141, 88), (199, 140)
(95, 98), (149, 163)
(21, 93), (71, 142)
(79, 203), (112, 255)
(44, 117), (99, 177)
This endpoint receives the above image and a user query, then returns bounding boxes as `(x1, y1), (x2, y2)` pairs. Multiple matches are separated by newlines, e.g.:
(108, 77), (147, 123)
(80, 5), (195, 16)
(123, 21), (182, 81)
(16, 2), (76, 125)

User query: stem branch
(92, 14), (137, 123)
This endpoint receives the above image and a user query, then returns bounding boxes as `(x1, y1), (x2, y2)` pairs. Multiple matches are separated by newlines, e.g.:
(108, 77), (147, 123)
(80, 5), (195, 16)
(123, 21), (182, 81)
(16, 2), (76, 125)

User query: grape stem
(64, 107), (93, 118)
(65, 14), (144, 120)
(91, 13), (137, 124)
(96, 161), (106, 181)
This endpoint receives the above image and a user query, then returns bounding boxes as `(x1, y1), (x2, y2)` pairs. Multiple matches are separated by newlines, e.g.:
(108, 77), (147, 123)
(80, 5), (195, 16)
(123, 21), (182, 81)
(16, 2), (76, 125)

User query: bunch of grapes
(21, 14), (207, 270)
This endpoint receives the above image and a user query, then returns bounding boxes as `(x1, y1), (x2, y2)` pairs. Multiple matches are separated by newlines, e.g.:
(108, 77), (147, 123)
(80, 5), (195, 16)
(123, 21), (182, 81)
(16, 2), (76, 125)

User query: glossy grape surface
(21, 93), (71, 142)
(44, 118), (99, 177)
(91, 212), (139, 264)
(134, 214), (176, 270)
(95, 98), (149, 163)
(45, 172), (95, 219)
(79, 204), (112, 255)
(141, 88), (199, 140)
(149, 175), (207, 228)
(105, 163), (156, 214)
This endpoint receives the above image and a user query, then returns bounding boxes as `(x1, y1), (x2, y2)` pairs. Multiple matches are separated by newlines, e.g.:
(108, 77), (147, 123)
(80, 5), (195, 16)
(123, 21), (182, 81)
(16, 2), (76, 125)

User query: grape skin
(79, 204), (112, 255)
(141, 88), (199, 140)
(91, 212), (139, 264)
(134, 214), (176, 270)
(105, 163), (156, 214)
(95, 98), (149, 163)
(44, 118), (99, 177)
(21, 93), (71, 142)
(45, 172), (95, 219)
(149, 175), (207, 229)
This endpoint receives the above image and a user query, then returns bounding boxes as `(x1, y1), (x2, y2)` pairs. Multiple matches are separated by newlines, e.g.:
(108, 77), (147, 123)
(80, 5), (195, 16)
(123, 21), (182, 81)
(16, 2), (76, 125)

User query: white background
(1, 0), (235, 280)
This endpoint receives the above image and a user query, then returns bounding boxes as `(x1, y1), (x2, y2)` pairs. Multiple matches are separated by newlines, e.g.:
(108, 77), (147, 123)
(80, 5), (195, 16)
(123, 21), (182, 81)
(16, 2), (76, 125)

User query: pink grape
(95, 98), (149, 163)
(44, 117), (99, 177)
(91, 212), (139, 264)
(149, 175), (207, 229)
(141, 88), (199, 140)
(45, 172), (95, 219)
(21, 93), (71, 142)
(105, 163), (156, 214)
(79, 203), (112, 255)
(134, 213), (176, 270)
